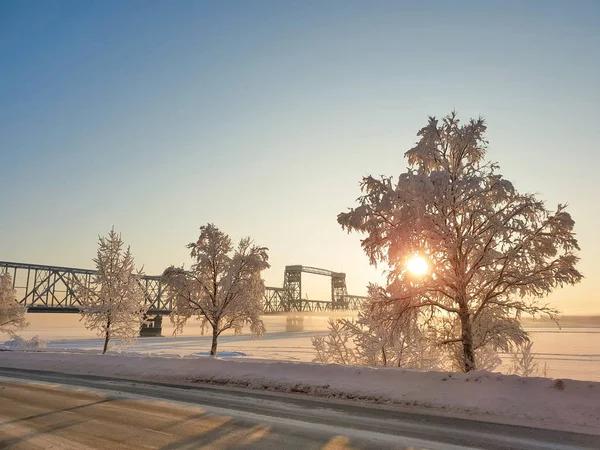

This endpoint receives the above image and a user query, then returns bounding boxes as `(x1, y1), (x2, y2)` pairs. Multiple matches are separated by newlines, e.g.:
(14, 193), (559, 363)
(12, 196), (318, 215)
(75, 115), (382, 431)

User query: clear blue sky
(1, 1), (598, 313)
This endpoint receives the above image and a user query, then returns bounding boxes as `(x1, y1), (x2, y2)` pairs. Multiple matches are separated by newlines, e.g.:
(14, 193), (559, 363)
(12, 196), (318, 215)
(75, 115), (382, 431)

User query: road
(0, 368), (598, 450)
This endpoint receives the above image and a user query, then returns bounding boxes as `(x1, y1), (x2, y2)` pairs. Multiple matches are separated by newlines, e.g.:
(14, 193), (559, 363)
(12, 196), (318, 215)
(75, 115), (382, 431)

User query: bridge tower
(283, 265), (349, 307)
(331, 273), (348, 309)
(283, 266), (302, 301)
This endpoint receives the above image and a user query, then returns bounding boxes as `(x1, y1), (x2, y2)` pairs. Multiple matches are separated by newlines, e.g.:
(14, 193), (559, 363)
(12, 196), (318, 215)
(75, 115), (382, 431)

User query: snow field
(0, 349), (599, 433)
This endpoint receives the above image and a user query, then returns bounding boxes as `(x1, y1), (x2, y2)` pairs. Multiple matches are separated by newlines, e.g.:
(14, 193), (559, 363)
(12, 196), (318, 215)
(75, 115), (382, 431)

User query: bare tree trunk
(103, 317), (111, 355)
(459, 308), (476, 372)
(210, 325), (219, 357)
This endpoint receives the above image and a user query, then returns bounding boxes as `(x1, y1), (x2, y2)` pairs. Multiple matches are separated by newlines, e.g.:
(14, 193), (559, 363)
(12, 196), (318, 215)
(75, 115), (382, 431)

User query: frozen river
(3, 314), (599, 382)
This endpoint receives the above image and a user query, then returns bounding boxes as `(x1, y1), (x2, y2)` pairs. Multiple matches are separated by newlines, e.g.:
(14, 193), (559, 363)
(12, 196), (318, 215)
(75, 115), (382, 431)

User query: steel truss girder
(1, 261), (367, 315)
(0, 261), (171, 314)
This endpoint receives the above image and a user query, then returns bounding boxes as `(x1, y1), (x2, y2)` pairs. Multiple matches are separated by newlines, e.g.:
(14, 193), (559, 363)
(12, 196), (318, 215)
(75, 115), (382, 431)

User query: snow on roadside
(2, 335), (48, 349)
(0, 349), (599, 433)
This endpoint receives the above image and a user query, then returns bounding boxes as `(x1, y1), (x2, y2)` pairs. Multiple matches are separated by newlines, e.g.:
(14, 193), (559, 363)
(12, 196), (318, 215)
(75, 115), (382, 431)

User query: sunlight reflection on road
(322, 435), (351, 449)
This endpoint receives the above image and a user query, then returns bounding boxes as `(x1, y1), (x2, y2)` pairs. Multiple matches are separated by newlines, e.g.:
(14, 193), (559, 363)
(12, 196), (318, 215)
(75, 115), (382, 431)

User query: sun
(406, 255), (428, 276)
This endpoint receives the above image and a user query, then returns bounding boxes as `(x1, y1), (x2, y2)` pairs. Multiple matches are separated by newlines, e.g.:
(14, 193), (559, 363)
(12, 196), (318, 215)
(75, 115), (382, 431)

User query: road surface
(0, 368), (598, 449)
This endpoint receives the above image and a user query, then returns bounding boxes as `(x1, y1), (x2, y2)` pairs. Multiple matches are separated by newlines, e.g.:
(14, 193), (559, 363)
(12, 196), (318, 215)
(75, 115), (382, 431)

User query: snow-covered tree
(313, 285), (442, 370)
(313, 319), (357, 366)
(0, 273), (27, 335)
(74, 229), (148, 354)
(510, 340), (542, 377)
(338, 112), (582, 372)
(162, 224), (269, 356)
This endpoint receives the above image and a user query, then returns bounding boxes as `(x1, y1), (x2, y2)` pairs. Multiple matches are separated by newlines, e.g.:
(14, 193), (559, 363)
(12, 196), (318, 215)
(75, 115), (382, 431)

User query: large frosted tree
(338, 112), (582, 372)
(0, 273), (27, 335)
(74, 229), (148, 354)
(162, 224), (269, 356)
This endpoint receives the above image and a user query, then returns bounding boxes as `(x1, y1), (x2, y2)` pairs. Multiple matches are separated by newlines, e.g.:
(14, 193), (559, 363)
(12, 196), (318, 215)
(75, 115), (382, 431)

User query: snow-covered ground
(2, 314), (600, 433)
(0, 348), (599, 435)
(48, 333), (320, 362)
(3, 314), (600, 381)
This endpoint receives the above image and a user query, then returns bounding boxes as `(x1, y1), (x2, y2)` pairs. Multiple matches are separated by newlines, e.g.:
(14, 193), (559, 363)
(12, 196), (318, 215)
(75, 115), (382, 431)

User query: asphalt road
(0, 368), (598, 450)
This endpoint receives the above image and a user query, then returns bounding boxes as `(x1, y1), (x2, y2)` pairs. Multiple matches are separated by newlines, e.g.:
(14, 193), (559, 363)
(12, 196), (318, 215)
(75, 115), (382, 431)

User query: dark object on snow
(140, 315), (163, 337)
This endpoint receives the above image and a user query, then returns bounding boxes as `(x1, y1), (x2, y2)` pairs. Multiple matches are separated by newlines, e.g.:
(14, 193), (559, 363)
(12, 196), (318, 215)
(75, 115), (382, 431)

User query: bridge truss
(0, 261), (367, 315)
(0, 261), (171, 315)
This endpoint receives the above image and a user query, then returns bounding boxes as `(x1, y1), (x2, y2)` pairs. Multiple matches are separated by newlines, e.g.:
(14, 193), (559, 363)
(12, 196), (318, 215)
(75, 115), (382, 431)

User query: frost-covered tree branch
(511, 341), (544, 377)
(162, 223), (269, 356)
(313, 285), (443, 370)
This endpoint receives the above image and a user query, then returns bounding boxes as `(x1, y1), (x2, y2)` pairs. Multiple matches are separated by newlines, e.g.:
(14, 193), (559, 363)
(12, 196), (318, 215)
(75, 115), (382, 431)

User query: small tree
(0, 273), (27, 335)
(338, 112), (582, 372)
(162, 224), (269, 356)
(74, 229), (147, 354)
(511, 340), (542, 377)
(313, 319), (357, 366)
(313, 285), (442, 370)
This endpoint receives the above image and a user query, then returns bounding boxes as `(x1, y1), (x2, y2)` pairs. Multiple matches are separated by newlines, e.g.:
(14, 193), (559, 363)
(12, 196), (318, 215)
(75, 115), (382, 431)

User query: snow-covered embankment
(0, 349), (598, 433)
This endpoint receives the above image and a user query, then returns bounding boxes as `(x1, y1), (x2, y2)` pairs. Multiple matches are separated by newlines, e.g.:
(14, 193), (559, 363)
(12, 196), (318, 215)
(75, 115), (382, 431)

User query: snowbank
(0, 349), (599, 433)
(2, 335), (48, 350)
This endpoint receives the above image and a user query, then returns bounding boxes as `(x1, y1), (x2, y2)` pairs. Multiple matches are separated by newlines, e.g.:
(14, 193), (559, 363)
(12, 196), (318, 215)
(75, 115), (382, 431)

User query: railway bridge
(0, 261), (367, 334)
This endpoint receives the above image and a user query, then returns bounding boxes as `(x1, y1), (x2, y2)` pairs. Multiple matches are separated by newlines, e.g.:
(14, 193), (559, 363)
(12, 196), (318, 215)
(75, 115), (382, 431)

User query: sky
(1, 1), (599, 314)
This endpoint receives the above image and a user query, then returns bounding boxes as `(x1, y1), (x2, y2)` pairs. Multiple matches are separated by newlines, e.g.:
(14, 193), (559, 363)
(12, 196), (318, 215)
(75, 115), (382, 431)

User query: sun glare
(407, 255), (428, 276)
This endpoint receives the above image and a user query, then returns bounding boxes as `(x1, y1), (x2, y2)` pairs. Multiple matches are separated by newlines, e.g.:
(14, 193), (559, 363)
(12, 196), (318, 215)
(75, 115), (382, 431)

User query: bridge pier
(285, 315), (304, 332)
(140, 315), (163, 337)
